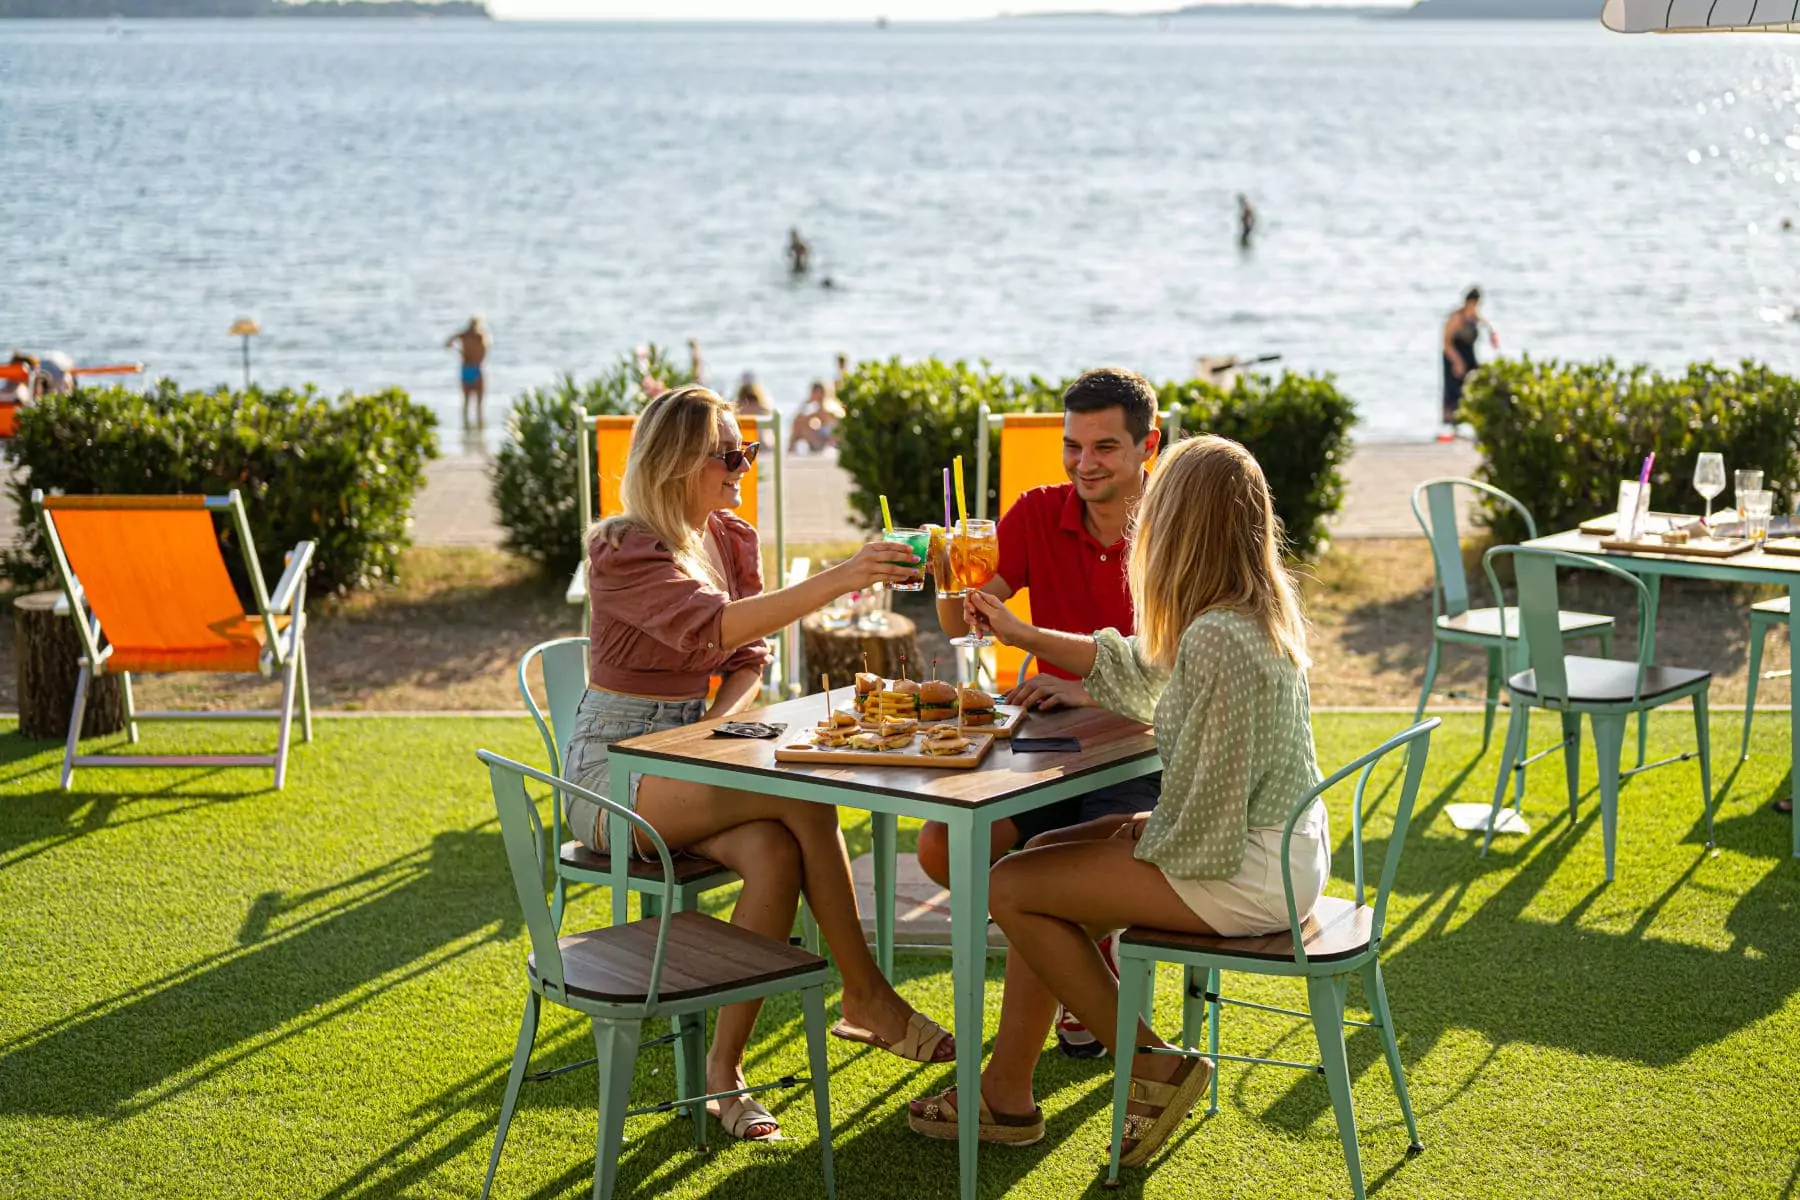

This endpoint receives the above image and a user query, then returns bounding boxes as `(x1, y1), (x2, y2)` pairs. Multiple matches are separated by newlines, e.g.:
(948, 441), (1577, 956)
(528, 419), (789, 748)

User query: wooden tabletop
(612, 689), (1159, 810)
(1529, 528), (1800, 577)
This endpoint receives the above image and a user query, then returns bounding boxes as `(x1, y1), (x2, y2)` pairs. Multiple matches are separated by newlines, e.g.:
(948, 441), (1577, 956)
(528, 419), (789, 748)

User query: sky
(485, 0), (1404, 20)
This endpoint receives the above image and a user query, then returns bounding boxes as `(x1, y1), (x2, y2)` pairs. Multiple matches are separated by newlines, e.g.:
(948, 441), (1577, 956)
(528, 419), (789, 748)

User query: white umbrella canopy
(1603, 0), (1800, 33)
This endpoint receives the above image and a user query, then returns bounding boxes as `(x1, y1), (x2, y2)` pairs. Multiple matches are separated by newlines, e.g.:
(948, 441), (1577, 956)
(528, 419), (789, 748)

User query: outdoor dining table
(1526, 527), (1800, 859)
(604, 690), (1160, 1200)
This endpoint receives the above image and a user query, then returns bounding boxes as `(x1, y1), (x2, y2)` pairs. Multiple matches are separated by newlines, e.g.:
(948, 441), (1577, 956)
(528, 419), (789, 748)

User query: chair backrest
(35, 490), (282, 674)
(1282, 717), (1440, 965)
(479, 750), (677, 1016)
(1481, 546), (1652, 708)
(577, 410), (767, 532)
(518, 636), (592, 774)
(1411, 476), (1537, 621)
(974, 405), (1182, 685)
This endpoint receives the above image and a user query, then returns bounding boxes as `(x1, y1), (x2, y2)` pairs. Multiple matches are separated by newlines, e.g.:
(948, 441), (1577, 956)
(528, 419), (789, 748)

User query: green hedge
(5, 381), (438, 595)
(1463, 358), (1800, 542)
(837, 359), (1357, 558)
(491, 345), (694, 574)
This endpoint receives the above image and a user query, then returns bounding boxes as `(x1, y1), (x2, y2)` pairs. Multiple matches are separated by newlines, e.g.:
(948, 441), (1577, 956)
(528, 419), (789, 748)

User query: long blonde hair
(1126, 435), (1309, 671)
(591, 384), (733, 583)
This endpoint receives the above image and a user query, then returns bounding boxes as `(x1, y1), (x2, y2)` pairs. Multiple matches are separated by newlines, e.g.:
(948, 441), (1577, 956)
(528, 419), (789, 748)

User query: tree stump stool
(800, 611), (919, 689)
(15, 590), (124, 741)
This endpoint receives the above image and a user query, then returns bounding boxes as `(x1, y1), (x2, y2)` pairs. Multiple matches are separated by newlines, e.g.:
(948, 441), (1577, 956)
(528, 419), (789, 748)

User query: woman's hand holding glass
(837, 540), (925, 591)
(967, 589), (1029, 646)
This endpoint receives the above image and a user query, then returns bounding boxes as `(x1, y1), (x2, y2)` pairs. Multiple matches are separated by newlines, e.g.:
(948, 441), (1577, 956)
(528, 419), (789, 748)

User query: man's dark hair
(1062, 367), (1157, 444)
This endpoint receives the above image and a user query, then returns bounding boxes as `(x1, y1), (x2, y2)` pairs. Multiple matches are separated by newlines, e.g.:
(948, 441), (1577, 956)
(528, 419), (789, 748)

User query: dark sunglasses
(710, 442), (761, 472)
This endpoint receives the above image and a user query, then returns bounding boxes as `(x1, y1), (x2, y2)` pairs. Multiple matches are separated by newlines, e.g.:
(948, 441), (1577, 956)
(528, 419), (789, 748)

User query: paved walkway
(405, 439), (1481, 549)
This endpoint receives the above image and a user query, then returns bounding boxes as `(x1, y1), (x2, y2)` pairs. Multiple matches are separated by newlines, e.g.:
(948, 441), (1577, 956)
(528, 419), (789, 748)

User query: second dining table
(604, 688), (1160, 1200)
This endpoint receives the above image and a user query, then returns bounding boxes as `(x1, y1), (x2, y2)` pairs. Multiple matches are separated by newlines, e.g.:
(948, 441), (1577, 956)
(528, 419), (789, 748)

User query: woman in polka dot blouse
(908, 435), (1325, 1165)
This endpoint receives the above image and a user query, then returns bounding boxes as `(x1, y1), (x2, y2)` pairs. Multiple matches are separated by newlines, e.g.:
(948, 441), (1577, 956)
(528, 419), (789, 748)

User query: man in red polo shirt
(915, 366), (1164, 1056)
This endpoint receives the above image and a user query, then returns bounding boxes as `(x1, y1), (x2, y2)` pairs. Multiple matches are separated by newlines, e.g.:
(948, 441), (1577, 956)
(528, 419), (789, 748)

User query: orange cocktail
(948, 518), (999, 647)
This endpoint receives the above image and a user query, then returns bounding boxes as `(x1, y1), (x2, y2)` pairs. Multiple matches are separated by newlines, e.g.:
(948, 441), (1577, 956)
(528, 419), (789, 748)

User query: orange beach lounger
(35, 489), (315, 789)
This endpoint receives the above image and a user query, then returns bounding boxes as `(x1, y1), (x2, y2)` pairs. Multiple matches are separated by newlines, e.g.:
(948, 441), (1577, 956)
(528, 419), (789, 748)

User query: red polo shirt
(995, 483), (1135, 680)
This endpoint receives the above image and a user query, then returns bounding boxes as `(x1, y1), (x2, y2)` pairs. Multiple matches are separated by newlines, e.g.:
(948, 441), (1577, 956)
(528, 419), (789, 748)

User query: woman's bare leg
(985, 838), (1217, 1102)
(633, 775), (951, 1055)
(680, 819), (801, 1124)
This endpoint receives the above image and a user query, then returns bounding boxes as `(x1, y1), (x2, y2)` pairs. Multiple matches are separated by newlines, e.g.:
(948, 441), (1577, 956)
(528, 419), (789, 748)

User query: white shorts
(1160, 802), (1331, 937)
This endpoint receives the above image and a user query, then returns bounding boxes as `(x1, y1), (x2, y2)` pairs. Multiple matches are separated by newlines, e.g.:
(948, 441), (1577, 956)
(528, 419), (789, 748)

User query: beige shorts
(1160, 803), (1330, 937)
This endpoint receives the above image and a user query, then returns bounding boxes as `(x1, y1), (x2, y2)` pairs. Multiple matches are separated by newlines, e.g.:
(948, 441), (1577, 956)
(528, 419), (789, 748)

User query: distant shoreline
(1003, 0), (1595, 19)
(0, 1), (490, 18)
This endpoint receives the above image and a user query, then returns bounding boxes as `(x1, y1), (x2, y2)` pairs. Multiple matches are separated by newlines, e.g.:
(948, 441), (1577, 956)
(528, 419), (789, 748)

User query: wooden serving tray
(1598, 535), (1755, 559)
(1580, 511), (1698, 536)
(1760, 537), (1800, 557)
(775, 731), (995, 769)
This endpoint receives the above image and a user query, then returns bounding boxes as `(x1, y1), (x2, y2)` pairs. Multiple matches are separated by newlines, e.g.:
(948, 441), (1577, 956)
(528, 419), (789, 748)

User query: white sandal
(708, 1094), (782, 1142)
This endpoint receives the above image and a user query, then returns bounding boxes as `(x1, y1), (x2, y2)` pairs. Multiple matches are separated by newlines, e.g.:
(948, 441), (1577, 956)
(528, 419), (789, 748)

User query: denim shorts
(562, 689), (707, 854)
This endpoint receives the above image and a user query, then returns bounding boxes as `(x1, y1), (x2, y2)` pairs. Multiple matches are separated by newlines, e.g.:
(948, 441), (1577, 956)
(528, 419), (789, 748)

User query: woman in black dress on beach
(1442, 286), (1487, 428)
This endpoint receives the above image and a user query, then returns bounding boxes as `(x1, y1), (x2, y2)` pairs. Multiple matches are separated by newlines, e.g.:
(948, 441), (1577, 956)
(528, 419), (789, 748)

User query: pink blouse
(587, 510), (773, 697)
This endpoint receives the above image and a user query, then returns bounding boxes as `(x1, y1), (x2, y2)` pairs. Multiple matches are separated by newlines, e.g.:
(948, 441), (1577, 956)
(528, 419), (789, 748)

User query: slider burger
(812, 710), (861, 747)
(879, 717), (918, 747)
(918, 680), (958, 723)
(854, 672), (885, 714)
(847, 731), (885, 751)
(922, 724), (971, 756)
(957, 688), (997, 727)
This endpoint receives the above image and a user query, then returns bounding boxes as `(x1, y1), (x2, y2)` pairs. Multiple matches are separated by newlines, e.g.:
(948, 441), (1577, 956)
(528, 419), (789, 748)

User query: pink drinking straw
(1638, 453), (1654, 486)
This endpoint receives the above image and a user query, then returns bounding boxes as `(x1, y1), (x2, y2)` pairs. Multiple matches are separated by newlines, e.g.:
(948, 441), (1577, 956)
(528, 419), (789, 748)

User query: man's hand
(1006, 674), (1092, 712)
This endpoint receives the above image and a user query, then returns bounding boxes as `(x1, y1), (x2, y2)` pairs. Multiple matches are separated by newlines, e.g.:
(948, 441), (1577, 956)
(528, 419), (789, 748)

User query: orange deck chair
(974, 405), (1181, 688)
(0, 363), (30, 438)
(36, 489), (315, 790)
(566, 408), (799, 697)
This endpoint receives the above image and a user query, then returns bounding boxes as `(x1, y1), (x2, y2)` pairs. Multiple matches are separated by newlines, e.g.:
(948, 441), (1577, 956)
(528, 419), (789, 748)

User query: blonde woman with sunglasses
(563, 385), (955, 1143)
(908, 435), (1324, 1168)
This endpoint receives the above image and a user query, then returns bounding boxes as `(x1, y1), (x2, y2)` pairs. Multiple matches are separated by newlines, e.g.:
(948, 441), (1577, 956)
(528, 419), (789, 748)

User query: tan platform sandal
(1118, 1056), (1213, 1168)
(829, 1011), (955, 1063)
(907, 1087), (1044, 1146)
(708, 1094), (782, 1142)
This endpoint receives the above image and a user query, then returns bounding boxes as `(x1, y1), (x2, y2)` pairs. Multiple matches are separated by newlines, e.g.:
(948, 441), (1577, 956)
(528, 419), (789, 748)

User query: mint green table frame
(1527, 528), (1800, 859)
(604, 693), (1161, 1200)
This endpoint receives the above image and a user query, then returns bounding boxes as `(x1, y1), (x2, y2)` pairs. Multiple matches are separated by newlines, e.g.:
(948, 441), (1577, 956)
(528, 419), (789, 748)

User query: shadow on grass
(0, 826), (516, 1119)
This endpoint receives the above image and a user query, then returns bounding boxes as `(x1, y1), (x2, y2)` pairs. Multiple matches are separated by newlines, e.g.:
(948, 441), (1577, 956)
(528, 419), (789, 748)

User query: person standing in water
(1441, 286), (1495, 436)
(1236, 193), (1256, 249)
(446, 316), (490, 424)
(788, 227), (811, 276)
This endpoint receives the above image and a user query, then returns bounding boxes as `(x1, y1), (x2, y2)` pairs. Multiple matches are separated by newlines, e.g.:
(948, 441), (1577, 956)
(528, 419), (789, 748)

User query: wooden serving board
(1761, 537), (1800, 557)
(868, 704), (1024, 738)
(775, 731), (995, 769)
(1580, 511), (1698, 536)
(1599, 535), (1755, 559)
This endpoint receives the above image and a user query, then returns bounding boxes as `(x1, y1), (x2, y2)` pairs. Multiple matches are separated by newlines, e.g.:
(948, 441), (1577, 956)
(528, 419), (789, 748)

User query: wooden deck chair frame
(970, 403), (1182, 687)
(565, 409), (803, 700)
(35, 489), (315, 790)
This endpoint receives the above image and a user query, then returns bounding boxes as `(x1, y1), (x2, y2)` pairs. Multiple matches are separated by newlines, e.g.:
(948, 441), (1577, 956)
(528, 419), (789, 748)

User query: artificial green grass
(1, 712), (1797, 1199)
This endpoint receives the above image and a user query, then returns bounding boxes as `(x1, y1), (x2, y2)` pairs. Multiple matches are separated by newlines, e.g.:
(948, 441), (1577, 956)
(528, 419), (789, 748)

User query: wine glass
(947, 519), (999, 649)
(1694, 453), (1725, 524)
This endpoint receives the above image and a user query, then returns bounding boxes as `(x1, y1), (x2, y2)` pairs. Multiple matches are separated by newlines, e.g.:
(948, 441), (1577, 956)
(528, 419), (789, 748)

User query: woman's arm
(706, 666), (765, 719)
(967, 590), (1098, 678)
(718, 540), (919, 648)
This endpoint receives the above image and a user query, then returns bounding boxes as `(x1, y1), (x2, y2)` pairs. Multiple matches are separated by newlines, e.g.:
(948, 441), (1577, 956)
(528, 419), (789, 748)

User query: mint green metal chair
(1480, 548), (1715, 882)
(1740, 596), (1790, 761)
(1413, 478), (1613, 748)
(1105, 718), (1439, 1197)
(477, 751), (836, 1200)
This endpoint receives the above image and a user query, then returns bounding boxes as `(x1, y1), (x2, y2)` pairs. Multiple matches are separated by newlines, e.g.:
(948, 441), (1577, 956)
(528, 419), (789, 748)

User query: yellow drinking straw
(879, 494), (895, 534)
(952, 456), (969, 530)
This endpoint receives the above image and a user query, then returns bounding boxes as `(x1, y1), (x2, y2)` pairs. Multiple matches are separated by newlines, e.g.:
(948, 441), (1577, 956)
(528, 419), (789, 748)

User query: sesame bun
(919, 680), (957, 705)
(893, 678), (922, 695)
(958, 688), (995, 711)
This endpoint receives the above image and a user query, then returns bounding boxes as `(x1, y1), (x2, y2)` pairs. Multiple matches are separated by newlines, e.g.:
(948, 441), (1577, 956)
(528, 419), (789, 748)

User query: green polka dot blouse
(1087, 609), (1322, 881)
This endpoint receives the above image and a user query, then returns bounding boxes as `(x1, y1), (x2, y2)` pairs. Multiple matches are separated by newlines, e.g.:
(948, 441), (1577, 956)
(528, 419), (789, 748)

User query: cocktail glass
(884, 527), (931, 592)
(948, 519), (999, 648)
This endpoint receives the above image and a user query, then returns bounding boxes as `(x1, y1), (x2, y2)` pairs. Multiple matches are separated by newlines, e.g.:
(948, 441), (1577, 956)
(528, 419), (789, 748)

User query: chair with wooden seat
(1104, 718), (1440, 1198)
(567, 408), (806, 700)
(36, 489), (314, 790)
(972, 404), (1182, 689)
(1480, 547), (1715, 882)
(476, 751), (836, 1200)
(1740, 596), (1790, 761)
(1412, 477), (1614, 748)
